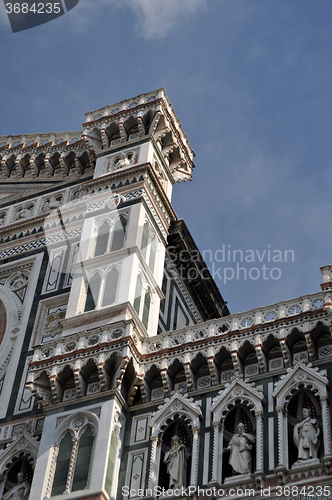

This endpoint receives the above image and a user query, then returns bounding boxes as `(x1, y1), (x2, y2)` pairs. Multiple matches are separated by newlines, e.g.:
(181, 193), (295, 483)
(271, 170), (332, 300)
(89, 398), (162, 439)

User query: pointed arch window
(133, 275), (151, 329)
(51, 427), (95, 496)
(94, 215), (128, 257)
(102, 268), (119, 307)
(105, 428), (118, 495)
(142, 289), (151, 329)
(84, 268), (120, 313)
(111, 216), (127, 252)
(133, 275), (143, 314)
(51, 432), (73, 496)
(141, 222), (149, 259)
(140, 222), (158, 274)
(149, 237), (157, 273)
(84, 273), (101, 312)
(72, 427), (94, 492)
(94, 221), (110, 257)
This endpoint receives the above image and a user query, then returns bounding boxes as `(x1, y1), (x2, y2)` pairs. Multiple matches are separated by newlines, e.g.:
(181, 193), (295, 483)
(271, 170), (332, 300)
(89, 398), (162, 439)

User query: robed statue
(293, 408), (320, 460)
(225, 422), (255, 475)
(3, 472), (30, 500)
(164, 436), (188, 488)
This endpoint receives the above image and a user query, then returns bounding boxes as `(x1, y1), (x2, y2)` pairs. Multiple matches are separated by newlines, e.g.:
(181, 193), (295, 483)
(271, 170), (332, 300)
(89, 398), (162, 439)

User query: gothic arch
(210, 376), (265, 484)
(0, 432), (39, 498)
(168, 358), (186, 393)
(272, 361), (331, 472)
(27, 370), (52, 408)
(0, 432), (39, 477)
(147, 393), (202, 491)
(53, 410), (99, 444)
(144, 364), (163, 401)
(94, 220), (111, 257)
(45, 411), (99, 498)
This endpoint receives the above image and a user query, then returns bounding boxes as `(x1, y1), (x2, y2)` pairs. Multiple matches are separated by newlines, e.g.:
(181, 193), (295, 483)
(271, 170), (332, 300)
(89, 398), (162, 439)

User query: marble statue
(164, 436), (188, 488)
(294, 408), (320, 460)
(225, 422), (255, 475)
(3, 472), (30, 500)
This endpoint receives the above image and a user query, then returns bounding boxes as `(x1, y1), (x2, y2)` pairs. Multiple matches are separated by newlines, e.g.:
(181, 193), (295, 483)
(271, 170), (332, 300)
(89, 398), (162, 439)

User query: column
(64, 437), (79, 494)
(255, 411), (263, 472)
(276, 406), (285, 466)
(148, 437), (159, 491)
(210, 422), (220, 483)
(190, 427), (200, 486)
(44, 443), (59, 498)
(321, 397), (332, 457)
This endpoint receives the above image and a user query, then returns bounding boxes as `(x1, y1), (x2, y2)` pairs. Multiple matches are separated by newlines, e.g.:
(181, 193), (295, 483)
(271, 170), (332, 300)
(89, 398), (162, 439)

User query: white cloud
(128, 0), (207, 39)
(0, 0), (206, 37)
(67, 0), (206, 38)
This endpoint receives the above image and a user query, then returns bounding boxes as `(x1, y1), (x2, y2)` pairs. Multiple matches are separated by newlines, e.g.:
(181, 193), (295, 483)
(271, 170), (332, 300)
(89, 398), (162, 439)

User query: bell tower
(63, 88), (194, 338)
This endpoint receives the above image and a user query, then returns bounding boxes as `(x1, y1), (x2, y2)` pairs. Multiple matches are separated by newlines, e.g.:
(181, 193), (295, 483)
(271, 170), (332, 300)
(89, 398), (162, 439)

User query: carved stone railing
(31, 323), (130, 363)
(144, 291), (327, 355)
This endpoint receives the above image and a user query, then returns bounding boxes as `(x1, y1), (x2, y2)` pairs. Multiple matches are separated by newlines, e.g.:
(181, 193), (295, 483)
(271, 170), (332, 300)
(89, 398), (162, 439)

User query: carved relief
(105, 150), (138, 174)
(69, 185), (88, 201)
(0, 211), (7, 226)
(30, 295), (68, 346)
(5, 271), (29, 292)
(106, 193), (123, 210)
(43, 310), (65, 338)
(12, 202), (35, 222)
(40, 193), (64, 213)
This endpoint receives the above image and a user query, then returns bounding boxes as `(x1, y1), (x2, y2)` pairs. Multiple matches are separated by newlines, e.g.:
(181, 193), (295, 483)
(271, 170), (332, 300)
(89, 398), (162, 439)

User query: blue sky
(1, 0), (332, 314)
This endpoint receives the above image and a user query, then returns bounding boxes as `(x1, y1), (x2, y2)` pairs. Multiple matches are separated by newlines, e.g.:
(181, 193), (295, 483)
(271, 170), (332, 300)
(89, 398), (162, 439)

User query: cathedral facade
(0, 89), (331, 500)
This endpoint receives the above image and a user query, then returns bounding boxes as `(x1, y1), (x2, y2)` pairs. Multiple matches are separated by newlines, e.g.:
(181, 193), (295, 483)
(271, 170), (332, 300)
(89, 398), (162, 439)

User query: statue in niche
(225, 422), (255, 475)
(164, 435), (188, 488)
(3, 472), (30, 500)
(293, 408), (320, 460)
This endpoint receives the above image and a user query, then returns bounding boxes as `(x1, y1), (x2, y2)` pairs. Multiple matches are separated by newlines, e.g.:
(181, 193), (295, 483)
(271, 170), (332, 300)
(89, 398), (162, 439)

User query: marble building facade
(0, 89), (331, 500)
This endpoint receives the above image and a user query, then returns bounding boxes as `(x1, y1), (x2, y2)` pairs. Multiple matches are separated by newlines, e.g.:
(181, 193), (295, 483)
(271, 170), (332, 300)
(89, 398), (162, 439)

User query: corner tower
(63, 88), (195, 338)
